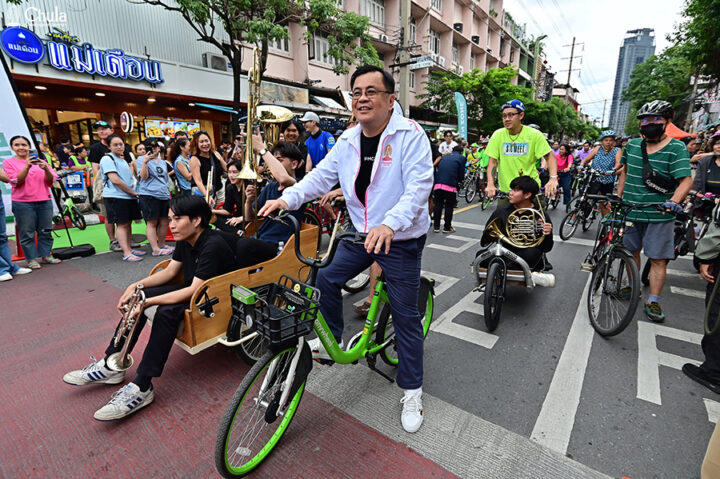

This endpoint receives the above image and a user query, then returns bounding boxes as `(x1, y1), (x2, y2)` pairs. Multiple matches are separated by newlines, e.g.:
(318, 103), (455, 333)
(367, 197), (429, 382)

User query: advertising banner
(0, 53), (41, 218)
(454, 92), (468, 142)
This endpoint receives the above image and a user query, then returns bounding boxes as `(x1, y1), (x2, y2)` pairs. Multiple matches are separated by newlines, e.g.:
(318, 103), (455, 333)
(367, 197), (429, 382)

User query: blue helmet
(501, 99), (525, 113)
(600, 130), (616, 140)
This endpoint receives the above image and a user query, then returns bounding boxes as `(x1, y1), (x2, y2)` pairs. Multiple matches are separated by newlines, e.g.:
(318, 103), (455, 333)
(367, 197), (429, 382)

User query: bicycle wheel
(70, 206), (86, 230)
(560, 209), (580, 240)
(550, 193), (560, 210)
(233, 325), (270, 365)
(301, 209), (323, 254)
(465, 177), (477, 203)
(343, 269), (371, 294)
(481, 195), (493, 210)
(375, 277), (434, 367)
(581, 213), (594, 232)
(587, 249), (640, 337)
(215, 346), (305, 478)
(483, 261), (505, 332)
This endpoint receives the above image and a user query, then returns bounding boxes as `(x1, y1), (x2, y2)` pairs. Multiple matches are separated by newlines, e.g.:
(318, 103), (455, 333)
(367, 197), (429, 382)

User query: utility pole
(397, 0), (411, 117)
(566, 36), (575, 85)
(601, 99), (607, 127)
(684, 65), (701, 129)
(531, 34), (547, 101)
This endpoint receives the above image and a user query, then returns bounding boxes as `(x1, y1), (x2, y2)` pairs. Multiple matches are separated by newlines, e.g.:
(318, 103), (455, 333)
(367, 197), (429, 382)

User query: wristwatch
(259, 148), (268, 156)
(550, 175), (558, 179)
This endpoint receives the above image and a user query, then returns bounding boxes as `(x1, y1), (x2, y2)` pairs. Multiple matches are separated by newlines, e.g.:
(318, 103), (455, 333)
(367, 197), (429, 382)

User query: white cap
(299, 112), (320, 123)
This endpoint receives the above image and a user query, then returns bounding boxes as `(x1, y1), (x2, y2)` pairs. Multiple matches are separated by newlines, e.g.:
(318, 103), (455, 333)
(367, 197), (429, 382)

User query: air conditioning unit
(438, 56), (446, 67)
(471, 35), (480, 44)
(487, 48), (493, 55)
(457, 65), (464, 74)
(453, 23), (463, 33)
(378, 33), (388, 42)
(430, 52), (439, 63)
(202, 52), (228, 72)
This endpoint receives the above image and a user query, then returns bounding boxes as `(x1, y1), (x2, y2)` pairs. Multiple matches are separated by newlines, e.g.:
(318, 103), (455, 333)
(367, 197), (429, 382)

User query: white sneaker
(531, 272), (556, 288)
(307, 337), (343, 361)
(0, 273), (12, 282)
(401, 391), (424, 433)
(14, 267), (32, 275)
(94, 383), (154, 421)
(63, 356), (125, 386)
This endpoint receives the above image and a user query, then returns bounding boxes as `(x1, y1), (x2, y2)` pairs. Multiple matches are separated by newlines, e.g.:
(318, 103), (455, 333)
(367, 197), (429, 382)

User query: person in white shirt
(438, 130), (457, 156)
(259, 65), (433, 434)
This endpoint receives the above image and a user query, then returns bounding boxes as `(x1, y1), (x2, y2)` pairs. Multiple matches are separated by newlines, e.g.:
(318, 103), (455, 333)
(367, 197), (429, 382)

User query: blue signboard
(0, 27), (45, 64)
(454, 92), (468, 141)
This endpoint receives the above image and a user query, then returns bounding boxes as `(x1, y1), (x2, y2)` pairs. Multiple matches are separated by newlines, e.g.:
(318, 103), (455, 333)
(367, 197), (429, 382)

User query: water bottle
(277, 241), (284, 255)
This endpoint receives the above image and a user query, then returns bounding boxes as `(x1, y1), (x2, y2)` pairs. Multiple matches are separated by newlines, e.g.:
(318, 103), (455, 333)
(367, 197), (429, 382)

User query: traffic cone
(10, 217), (25, 261)
(165, 225), (174, 242)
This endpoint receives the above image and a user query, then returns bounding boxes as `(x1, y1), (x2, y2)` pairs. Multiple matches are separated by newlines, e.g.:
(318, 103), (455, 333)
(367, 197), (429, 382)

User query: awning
(311, 95), (347, 110)
(667, 121), (697, 139)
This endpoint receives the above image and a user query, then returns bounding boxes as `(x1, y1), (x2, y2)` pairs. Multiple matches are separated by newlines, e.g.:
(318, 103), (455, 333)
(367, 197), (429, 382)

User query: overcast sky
(502, 0), (686, 124)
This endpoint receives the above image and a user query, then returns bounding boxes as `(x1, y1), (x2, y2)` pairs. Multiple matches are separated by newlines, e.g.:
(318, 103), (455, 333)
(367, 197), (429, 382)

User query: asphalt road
(59, 200), (715, 478)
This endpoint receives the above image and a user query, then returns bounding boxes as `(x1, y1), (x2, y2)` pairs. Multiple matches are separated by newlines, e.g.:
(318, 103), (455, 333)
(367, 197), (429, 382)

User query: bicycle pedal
(580, 262), (594, 272)
(313, 358), (335, 366)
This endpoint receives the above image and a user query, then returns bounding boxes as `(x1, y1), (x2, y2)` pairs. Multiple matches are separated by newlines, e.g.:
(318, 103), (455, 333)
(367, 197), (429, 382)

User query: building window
(269, 35), (290, 54)
(430, 0), (441, 11)
(487, 29), (492, 47)
(470, 55), (475, 70)
(312, 35), (338, 67)
(452, 43), (459, 65)
(509, 49), (515, 62)
(362, 0), (385, 26)
(409, 18), (416, 45)
(429, 28), (440, 54)
(410, 71), (416, 89)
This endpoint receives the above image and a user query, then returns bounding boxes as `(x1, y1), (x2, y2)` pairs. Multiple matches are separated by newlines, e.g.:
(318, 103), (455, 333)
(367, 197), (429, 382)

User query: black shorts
(138, 195), (170, 221)
(103, 197), (142, 224)
(588, 182), (614, 195)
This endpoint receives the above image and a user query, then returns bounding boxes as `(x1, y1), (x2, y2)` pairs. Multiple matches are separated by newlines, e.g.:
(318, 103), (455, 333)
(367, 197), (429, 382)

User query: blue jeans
(558, 172), (573, 205)
(0, 200), (19, 275)
(316, 234), (426, 389)
(12, 200), (54, 260)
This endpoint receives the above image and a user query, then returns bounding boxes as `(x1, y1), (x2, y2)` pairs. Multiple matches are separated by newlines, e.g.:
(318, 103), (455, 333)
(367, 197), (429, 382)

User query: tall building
(609, 28), (655, 135)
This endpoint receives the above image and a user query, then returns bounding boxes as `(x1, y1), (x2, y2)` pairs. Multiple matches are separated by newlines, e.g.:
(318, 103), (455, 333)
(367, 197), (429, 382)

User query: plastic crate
(231, 275), (320, 346)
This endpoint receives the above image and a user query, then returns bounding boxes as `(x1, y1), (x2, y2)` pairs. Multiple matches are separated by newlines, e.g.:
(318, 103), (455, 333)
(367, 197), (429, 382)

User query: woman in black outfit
(189, 131), (226, 202)
(212, 160), (246, 233)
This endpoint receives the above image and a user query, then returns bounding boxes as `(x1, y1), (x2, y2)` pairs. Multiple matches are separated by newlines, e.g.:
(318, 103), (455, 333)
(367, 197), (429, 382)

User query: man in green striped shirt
(617, 100), (693, 322)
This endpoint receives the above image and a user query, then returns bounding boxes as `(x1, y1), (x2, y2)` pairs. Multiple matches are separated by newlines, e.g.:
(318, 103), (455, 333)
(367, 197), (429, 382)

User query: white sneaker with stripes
(63, 356), (125, 386)
(94, 383), (154, 421)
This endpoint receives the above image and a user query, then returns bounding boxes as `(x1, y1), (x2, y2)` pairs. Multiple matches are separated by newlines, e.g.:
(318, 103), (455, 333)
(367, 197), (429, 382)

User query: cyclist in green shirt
(617, 100), (693, 322)
(485, 100), (558, 199)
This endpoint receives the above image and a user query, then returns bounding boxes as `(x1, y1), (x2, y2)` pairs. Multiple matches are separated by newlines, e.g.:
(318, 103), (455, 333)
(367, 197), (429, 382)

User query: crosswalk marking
(427, 235), (481, 253)
(670, 286), (705, 299)
(430, 289), (499, 349)
(704, 398), (720, 424)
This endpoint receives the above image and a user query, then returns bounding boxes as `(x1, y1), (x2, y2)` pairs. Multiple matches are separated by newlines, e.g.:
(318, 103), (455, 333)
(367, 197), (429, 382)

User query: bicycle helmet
(637, 100), (673, 119)
(527, 123), (541, 129)
(599, 130), (616, 140)
(501, 99), (525, 112)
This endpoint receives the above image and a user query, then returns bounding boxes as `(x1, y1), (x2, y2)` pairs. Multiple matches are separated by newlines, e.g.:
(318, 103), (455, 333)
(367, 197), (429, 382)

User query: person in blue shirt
(236, 138), (306, 267)
(100, 135), (146, 262)
(137, 139), (174, 256)
(433, 145), (466, 233)
(170, 137), (193, 196)
(301, 111), (335, 173)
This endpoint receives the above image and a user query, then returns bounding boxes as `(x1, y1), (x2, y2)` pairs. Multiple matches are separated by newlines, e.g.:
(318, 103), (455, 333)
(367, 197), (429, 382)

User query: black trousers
(433, 189), (456, 230)
(702, 256), (720, 382)
(235, 238), (277, 268)
(105, 284), (188, 378)
(478, 245), (544, 271)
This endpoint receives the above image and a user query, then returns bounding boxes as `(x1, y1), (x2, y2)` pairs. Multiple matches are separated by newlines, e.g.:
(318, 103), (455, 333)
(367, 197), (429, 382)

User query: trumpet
(484, 207), (547, 248)
(106, 284), (146, 372)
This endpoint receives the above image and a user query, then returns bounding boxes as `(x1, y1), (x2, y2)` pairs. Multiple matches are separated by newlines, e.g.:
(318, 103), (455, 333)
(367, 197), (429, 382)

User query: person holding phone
(137, 139), (173, 256)
(2, 136), (61, 270)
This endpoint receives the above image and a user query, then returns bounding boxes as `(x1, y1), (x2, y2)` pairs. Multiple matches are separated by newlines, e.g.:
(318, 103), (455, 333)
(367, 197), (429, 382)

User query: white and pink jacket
(280, 112), (433, 241)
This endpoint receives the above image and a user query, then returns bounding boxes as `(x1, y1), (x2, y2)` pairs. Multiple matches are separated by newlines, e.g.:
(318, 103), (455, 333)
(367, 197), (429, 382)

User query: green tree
(622, 45), (694, 118)
(673, 0), (720, 82)
(130, 0), (378, 134)
(625, 108), (640, 136)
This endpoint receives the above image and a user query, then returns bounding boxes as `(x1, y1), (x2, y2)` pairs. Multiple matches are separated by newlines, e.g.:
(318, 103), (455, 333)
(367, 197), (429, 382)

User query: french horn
(483, 207), (547, 248)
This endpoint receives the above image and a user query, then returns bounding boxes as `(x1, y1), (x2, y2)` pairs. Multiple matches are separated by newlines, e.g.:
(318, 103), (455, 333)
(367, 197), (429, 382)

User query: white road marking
(704, 398), (720, 424)
(637, 322), (702, 405)
(427, 235), (481, 253)
(553, 235), (596, 247)
(671, 286), (705, 299)
(530, 275), (594, 455)
(666, 268), (702, 278)
(430, 289), (499, 349)
(451, 221), (484, 231)
(421, 270), (461, 297)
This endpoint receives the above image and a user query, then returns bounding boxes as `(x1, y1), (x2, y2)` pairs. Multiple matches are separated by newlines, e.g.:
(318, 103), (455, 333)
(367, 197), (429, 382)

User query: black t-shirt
(171, 229), (237, 286)
(195, 153), (223, 192)
(356, 132), (381, 206)
(88, 141), (132, 165)
(222, 182), (244, 216)
(706, 160), (720, 196)
(294, 143), (309, 180)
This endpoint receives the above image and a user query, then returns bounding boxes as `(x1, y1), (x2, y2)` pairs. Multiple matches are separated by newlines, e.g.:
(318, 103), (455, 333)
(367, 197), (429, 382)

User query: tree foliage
(420, 66), (599, 140)
(673, 0), (720, 82)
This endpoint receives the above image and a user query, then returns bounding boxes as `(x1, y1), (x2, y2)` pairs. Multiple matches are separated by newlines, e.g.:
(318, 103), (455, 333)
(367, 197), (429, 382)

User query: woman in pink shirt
(3, 136), (61, 269)
(556, 144), (574, 206)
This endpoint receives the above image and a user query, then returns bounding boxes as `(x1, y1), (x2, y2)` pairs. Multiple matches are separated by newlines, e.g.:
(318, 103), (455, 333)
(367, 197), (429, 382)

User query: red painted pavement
(0, 263), (457, 478)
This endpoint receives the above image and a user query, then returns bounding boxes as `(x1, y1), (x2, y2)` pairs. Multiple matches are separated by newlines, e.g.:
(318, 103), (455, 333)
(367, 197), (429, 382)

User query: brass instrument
(106, 284), (146, 372)
(483, 207), (547, 248)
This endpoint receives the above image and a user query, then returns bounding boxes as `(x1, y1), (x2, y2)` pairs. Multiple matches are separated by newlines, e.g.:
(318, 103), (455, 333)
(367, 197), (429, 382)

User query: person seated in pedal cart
(616, 100), (693, 323)
(476, 176), (555, 281)
(62, 195), (237, 420)
(259, 65), (433, 433)
(581, 130), (622, 216)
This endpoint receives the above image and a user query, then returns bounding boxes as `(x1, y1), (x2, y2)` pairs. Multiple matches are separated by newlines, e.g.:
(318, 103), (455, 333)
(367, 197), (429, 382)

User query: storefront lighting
(148, 97), (156, 102)
(95, 92), (106, 97)
(188, 102), (196, 107)
(34, 85), (47, 90)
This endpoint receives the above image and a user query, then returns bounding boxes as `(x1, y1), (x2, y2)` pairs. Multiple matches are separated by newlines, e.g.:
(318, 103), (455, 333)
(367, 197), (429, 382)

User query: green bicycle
(214, 213), (435, 478)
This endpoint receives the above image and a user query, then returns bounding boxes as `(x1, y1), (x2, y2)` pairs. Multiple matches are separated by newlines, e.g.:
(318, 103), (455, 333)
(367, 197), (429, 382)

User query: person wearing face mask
(616, 100), (693, 323)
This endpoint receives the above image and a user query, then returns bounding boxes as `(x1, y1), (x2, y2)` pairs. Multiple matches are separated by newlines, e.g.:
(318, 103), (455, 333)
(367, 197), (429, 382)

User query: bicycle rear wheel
(483, 261), (505, 331)
(587, 249), (640, 337)
(375, 277), (434, 366)
(215, 346), (305, 478)
(465, 177), (477, 203)
(301, 209), (323, 254)
(233, 325), (270, 365)
(560, 209), (580, 240)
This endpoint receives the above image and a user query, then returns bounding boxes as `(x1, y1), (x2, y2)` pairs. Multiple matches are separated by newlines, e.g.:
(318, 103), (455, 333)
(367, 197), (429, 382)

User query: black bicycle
(559, 169), (614, 240)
